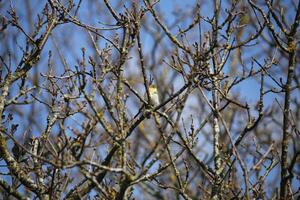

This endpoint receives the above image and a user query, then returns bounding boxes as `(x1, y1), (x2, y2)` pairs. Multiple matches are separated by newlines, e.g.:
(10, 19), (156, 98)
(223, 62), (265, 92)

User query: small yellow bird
(134, 84), (160, 119)
(148, 84), (160, 106)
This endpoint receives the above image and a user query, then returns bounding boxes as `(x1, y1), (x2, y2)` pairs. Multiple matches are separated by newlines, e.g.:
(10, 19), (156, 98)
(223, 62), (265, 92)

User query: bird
(148, 84), (160, 106)
(148, 84), (161, 124)
(133, 84), (160, 119)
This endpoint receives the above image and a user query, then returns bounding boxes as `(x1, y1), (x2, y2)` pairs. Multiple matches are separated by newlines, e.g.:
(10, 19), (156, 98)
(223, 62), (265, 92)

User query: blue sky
(1, 0), (299, 198)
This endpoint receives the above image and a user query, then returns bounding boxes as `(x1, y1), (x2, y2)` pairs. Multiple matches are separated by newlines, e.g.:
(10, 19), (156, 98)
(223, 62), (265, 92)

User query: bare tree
(0, 0), (299, 199)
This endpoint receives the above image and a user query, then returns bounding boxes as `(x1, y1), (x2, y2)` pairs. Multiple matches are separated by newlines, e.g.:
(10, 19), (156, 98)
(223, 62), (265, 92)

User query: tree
(0, 0), (299, 199)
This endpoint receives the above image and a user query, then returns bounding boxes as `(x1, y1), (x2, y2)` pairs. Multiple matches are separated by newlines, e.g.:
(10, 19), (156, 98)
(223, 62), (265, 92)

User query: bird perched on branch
(134, 83), (160, 119)
(148, 84), (161, 124)
(148, 84), (160, 106)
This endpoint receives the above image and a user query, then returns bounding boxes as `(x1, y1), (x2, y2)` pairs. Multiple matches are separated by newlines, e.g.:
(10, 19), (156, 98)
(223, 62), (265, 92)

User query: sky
(0, 0), (299, 198)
